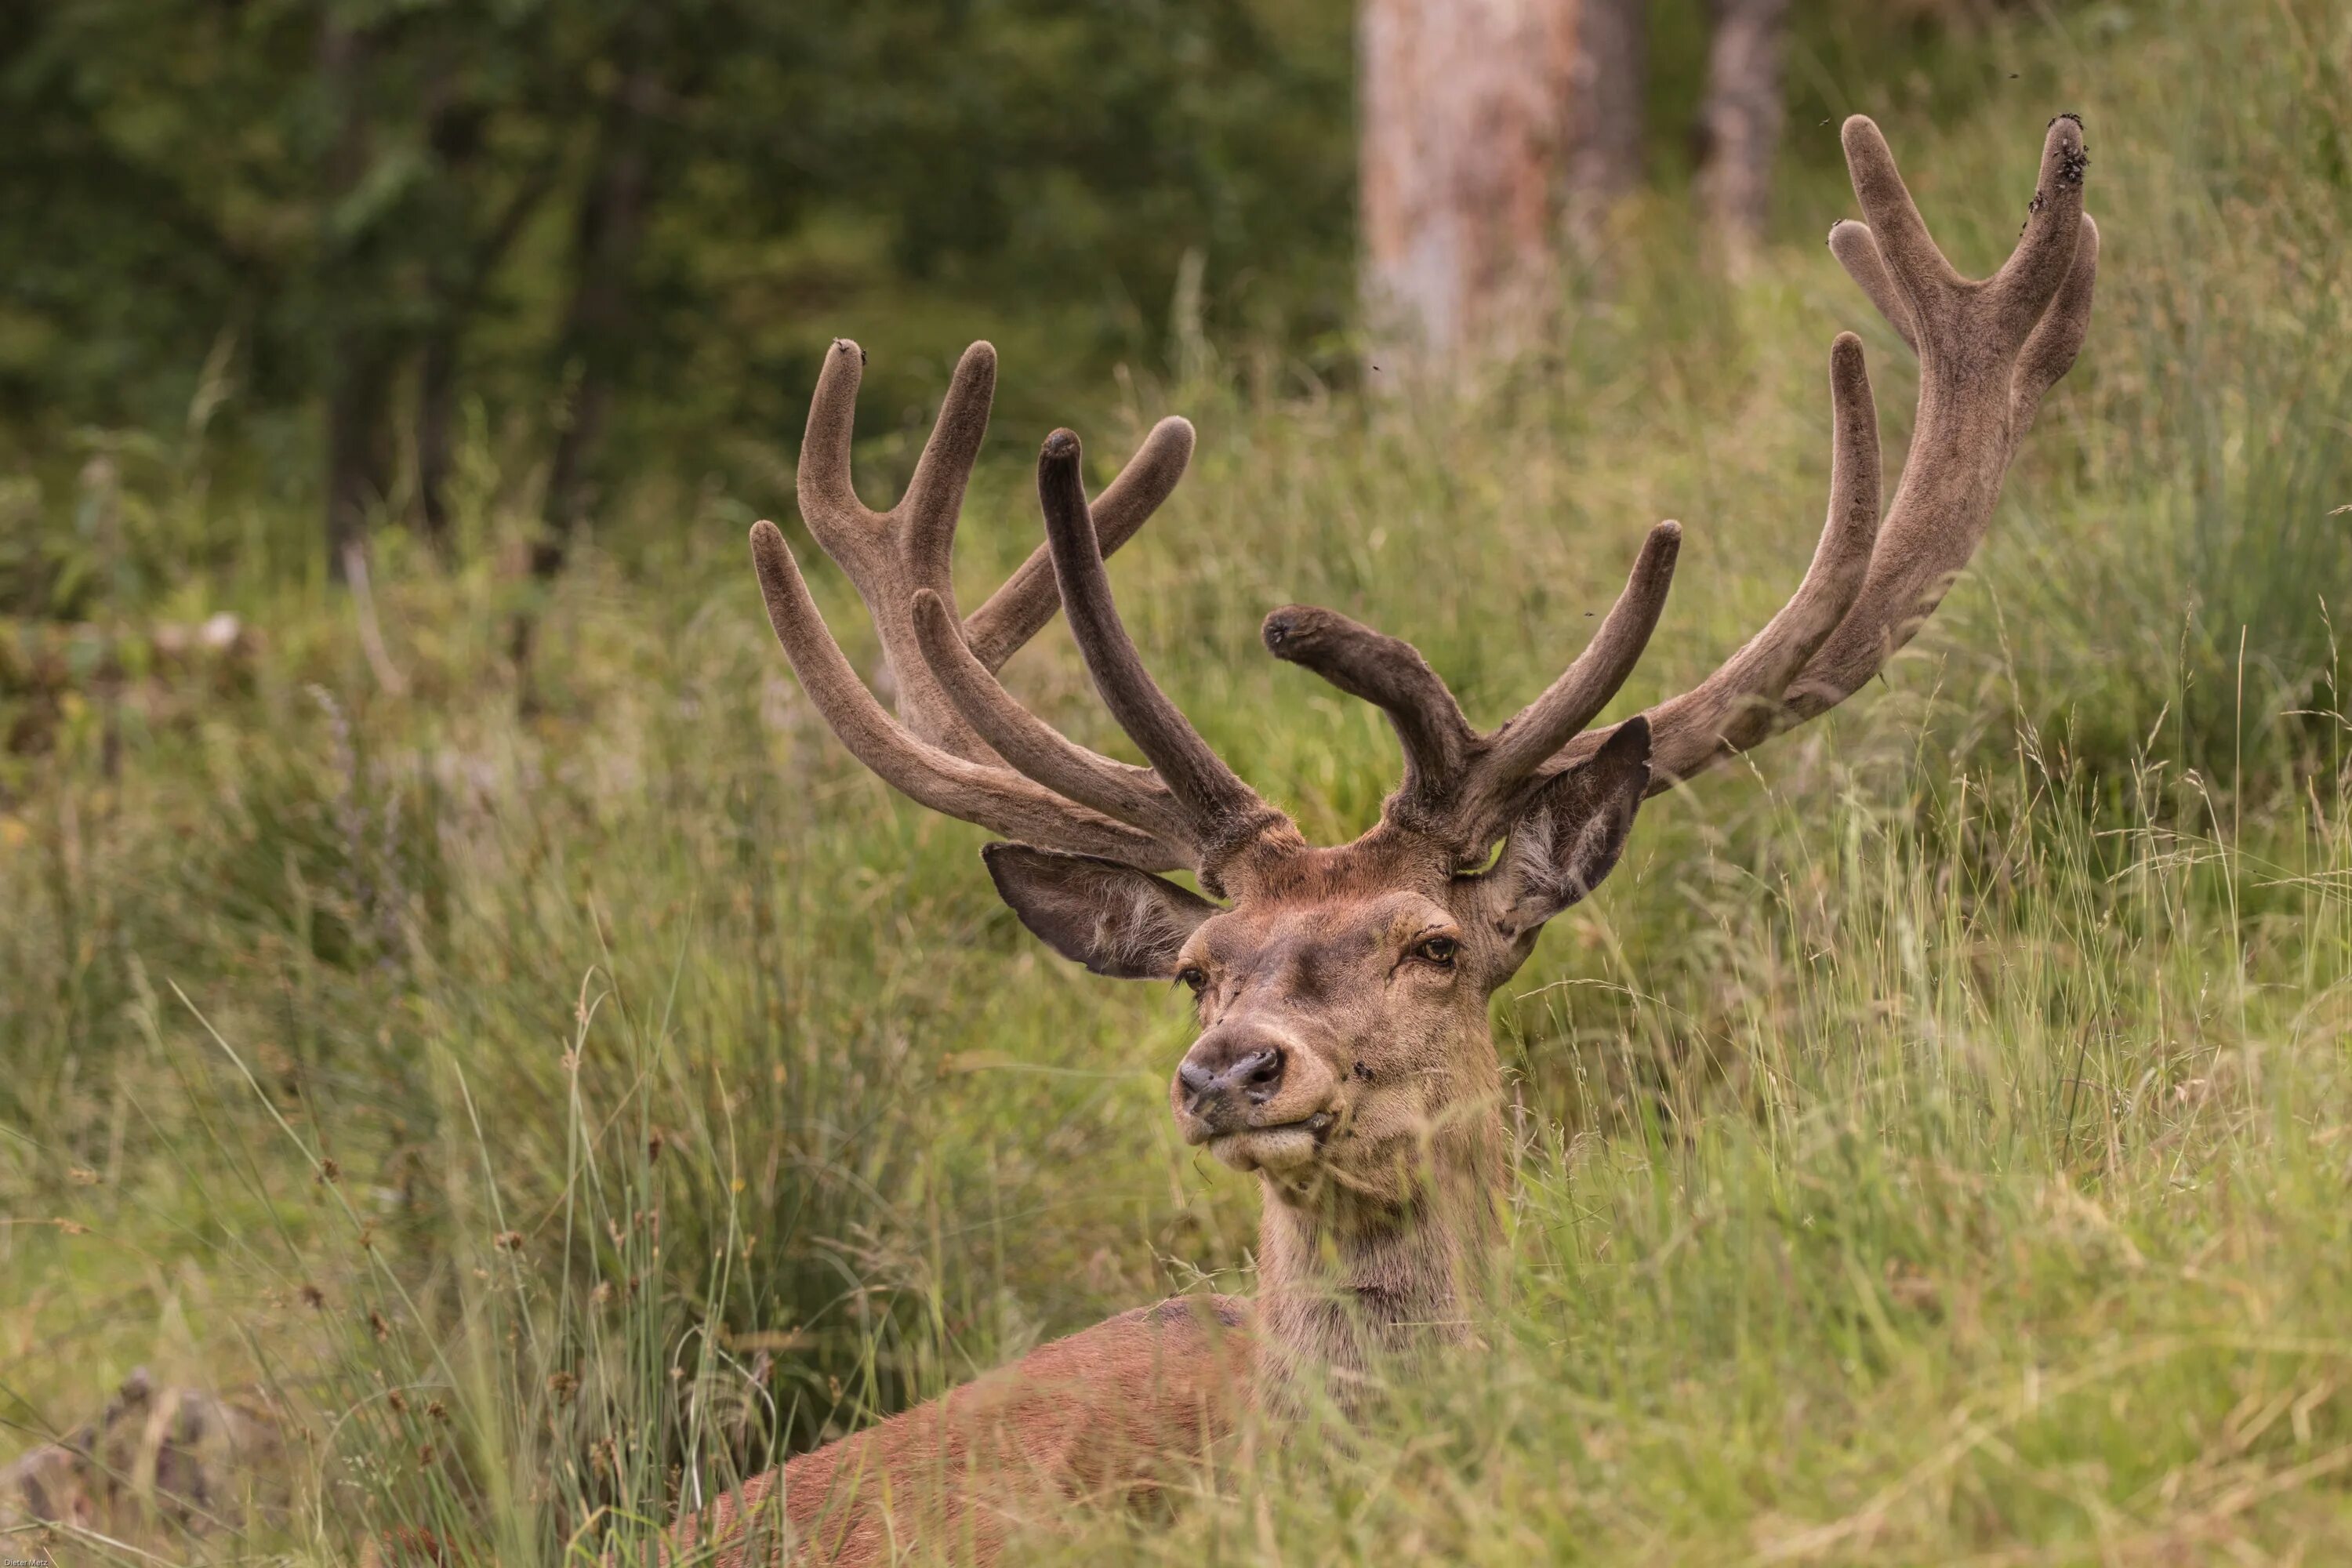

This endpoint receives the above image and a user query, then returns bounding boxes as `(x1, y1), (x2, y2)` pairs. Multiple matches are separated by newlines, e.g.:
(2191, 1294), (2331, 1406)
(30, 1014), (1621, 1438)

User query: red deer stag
(676, 112), (2096, 1565)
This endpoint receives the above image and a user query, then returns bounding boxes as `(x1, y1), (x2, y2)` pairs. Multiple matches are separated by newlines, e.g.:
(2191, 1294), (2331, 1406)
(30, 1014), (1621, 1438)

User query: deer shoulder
(673, 1295), (1251, 1566)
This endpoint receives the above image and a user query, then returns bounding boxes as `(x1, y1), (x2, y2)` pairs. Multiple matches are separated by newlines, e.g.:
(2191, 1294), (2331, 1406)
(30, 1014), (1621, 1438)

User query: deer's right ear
(1476, 716), (1652, 946)
(982, 843), (1221, 980)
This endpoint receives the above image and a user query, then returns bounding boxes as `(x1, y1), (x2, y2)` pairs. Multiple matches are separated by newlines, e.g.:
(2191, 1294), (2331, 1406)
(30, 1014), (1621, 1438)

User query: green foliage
(0, 0), (1358, 549)
(0, 0), (2051, 586)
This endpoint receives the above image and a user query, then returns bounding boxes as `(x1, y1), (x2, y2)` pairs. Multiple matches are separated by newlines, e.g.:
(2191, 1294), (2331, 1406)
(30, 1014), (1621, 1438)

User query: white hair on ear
(1559, 811), (1617, 902)
(1479, 748), (1644, 942)
(1085, 880), (1192, 970)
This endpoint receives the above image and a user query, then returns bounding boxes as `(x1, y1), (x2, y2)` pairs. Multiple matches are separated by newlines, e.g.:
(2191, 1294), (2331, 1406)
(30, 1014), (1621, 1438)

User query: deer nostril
(1178, 1043), (1287, 1114)
(1238, 1047), (1285, 1101)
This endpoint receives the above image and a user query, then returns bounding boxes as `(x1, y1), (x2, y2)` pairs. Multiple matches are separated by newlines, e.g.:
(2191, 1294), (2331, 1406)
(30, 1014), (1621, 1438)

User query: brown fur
(1158, 816), (1617, 1396)
(670, 1298), (1250, 1564)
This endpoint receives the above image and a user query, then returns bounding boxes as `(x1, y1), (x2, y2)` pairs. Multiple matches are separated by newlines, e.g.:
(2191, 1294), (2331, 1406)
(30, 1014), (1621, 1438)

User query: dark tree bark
(1694, 0), (1793, 274)
(325, 346), (398, 576)
(414, 90), (483, 553)
(1359, 0), (1584, 373)
(319, 13), (397, 579)
(535, 61), (657, 579)
(415, 329), (459, 546)
(1567, 0), (1647, 250)
(414, 104), (557, 550)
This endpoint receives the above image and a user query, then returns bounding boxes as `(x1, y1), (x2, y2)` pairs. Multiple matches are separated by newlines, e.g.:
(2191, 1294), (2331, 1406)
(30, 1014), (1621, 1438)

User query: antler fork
(752, 340), (1305, 891)
(750, 340), (1206, 869)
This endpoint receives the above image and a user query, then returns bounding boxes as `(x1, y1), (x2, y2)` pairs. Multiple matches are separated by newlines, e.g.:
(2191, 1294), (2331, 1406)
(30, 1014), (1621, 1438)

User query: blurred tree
(1693, 0), (1793, 274)
(408, 10), (567, 549)
(318, 5), (396, 580)
(0, 0), (1355, 586)
(0, 0), (566, 572)
(1358, 0), (1583, 372)
(1358, 0), (1664, 371)
(1568, 0), (1649, 250)
(4, 0), (1995, 591)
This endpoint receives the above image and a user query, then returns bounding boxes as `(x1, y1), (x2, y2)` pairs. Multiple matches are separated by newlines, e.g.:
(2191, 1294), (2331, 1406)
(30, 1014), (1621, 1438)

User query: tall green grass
(4, 0), (2349, 1560)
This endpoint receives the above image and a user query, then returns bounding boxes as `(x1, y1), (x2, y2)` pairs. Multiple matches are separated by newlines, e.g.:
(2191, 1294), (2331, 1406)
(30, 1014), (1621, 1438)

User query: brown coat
(671, 1297), (1251, 1566)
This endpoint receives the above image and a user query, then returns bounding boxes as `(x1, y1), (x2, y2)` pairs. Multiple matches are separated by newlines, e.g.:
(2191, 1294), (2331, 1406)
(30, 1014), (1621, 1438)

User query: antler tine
(1989, 117), (2092, 345)
(793, 339), (881, 535)
(897, 344), (998, 593)
(1038, 430), (1301, 889)
(1827, 221), (1917, 353)
(2009, 212), (2098, 436)
(793, 339), (993, 759)
(964, 416), (1196, 673)
(1259, 604), (1477, 815)
(1548, 111), (2094, 791)
(910, 586), (1197, 848)
(1634, 335), (1882, 778)
(1258, 522), (1675, 858)
(1454, 520), (1681, 834)
(1836, 116), (1964, 338)
(748, 521), (1185, 869)
(793, 339), (1196, 759)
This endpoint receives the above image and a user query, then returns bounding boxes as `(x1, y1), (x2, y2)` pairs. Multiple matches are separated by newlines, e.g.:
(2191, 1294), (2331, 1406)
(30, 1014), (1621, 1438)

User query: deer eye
(1412, 935), (1459, 968)
(1175, 966), (1208, 995)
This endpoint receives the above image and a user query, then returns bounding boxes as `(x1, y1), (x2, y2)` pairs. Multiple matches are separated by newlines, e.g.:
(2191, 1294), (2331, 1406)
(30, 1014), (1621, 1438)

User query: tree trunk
(1359, 0), (1584, 375)
(415, 328), (458, 550)
(1694, 0), (1792, 274)
(537, 64), (655, 579)
(1566, 0), (1646, 249)
(414, 86), (481, 554)
(319, 13), (394, 580)
(413, 103), (557, 549)
(325, 346), (398, 575)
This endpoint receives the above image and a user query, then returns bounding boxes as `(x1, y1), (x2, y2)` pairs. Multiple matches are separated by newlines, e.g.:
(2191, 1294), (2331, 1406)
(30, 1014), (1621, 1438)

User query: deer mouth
(1207, 1110), (1338, 1174)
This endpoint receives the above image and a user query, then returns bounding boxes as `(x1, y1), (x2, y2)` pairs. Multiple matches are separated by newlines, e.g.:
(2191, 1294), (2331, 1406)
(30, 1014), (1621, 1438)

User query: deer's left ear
(1475, 716), (1651, 945)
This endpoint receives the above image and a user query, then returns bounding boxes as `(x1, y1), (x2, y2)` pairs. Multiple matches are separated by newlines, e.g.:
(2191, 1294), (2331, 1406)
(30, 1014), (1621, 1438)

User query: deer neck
(1250, 1065), (1509, 1404)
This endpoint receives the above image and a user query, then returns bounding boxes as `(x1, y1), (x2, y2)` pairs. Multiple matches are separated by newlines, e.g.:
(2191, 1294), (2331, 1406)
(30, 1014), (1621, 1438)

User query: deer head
(750, 114), (2096, 1383)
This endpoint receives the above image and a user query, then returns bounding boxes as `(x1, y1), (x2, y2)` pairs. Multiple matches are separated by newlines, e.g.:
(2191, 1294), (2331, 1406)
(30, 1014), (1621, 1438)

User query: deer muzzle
(1173, 1024), (1340, 1171)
